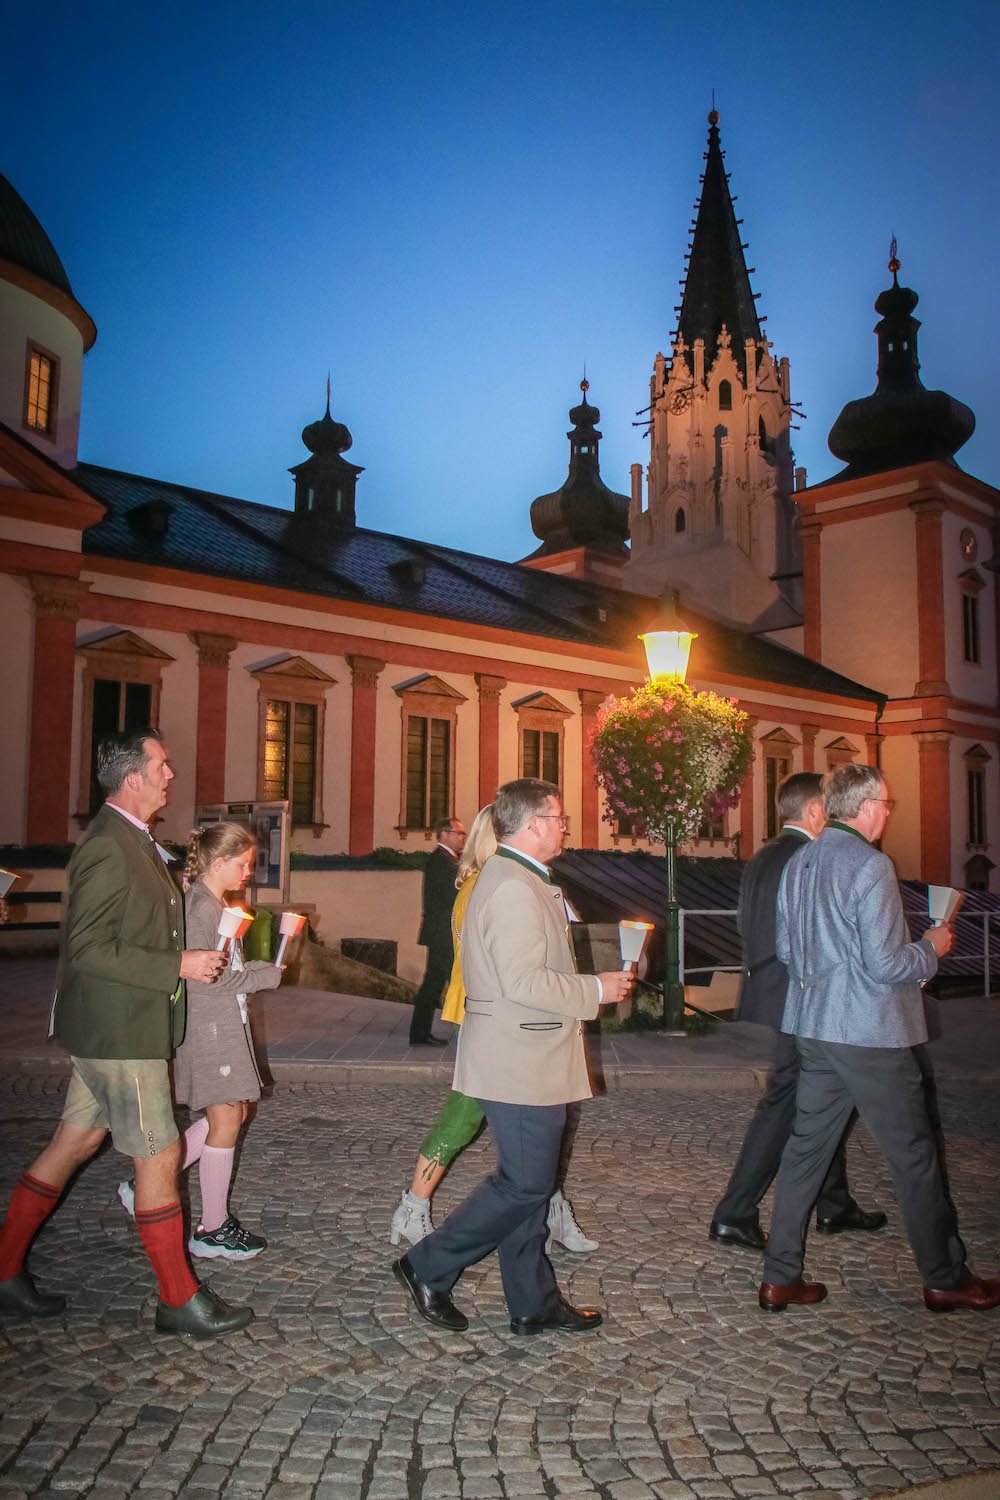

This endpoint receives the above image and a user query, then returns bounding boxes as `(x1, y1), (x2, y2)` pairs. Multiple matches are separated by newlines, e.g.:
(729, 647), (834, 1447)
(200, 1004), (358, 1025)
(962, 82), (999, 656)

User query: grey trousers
(713, 1028), (854, 1226)
(407, 1099), (566, 1320)
(764, 1038), (967, 1291)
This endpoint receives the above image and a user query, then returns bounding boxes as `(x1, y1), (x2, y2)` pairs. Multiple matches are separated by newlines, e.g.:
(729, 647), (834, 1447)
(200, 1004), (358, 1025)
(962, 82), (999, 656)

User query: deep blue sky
(4, 2), (998, 561)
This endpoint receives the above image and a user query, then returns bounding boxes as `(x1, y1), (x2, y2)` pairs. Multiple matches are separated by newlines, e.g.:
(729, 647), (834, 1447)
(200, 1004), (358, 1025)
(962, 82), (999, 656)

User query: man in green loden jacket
(0, 728), (253, 1339)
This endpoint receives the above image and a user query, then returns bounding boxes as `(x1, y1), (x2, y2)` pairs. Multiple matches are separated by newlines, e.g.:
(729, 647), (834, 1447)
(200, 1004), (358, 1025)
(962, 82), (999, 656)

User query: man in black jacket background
(709, 771), (886, 1250)
(409, 816), (467, 1046)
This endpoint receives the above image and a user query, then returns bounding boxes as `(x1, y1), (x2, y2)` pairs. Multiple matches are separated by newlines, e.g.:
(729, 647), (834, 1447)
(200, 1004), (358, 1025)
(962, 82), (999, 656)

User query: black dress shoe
(510, 1296), (603, 1335)
(709, 1219), (767, 1252)
(0, 1271), (66, 1319)
(816, 1205), (887, 1235)
(393, 1255), (468, 1331)
(410, 1034), (449, 1047)
(155, 1287), (254, 1339)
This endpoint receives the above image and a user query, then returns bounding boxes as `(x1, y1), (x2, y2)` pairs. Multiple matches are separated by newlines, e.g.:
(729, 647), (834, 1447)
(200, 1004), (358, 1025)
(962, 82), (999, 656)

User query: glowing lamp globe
(639, 628), (696, 683)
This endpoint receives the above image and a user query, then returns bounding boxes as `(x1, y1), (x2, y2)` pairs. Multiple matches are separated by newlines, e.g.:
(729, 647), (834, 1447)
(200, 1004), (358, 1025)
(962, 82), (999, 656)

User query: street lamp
(638, 590), (697, 1030)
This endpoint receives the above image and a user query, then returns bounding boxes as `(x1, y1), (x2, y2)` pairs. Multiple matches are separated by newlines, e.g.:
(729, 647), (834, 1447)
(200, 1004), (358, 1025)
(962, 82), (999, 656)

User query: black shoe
(0, 1271), (66, 1319)
(393, 1255), (468, 1331)
(510, 1296), (603, 1335)
(816, 1205), (887, 1235)
(709, 1218), (767, 1252)
(155, 1287), (254, 1339)
(410, 1034), (449, 1047)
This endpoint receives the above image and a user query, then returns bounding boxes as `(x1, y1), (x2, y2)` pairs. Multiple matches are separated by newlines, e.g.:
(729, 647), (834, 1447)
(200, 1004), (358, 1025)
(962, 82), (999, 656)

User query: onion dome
(527, 381), (630, 556)
(827, 247), (974, 480)
(0, 171), (75, 296)
(289, 385), (363, 531)
(301, 394), (352, 455)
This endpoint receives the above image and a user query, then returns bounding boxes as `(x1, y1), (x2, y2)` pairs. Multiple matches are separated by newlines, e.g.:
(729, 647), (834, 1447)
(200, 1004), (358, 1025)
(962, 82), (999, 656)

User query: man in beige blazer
(394, 778), (633, 1334)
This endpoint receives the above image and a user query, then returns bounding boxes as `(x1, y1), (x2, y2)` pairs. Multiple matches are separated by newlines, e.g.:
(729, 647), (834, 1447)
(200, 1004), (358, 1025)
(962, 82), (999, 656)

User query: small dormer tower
(289, 388), (363, 531)
(626, 112), (801, 634)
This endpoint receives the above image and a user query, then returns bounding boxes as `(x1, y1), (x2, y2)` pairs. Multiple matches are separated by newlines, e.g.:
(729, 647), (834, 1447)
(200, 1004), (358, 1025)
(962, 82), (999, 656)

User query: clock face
(669, 389), (691, 415)
(960, 528), (978, 561)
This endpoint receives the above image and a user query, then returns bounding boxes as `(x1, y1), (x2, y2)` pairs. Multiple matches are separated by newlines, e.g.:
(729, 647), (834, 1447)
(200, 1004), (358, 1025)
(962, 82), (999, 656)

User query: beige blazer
(454, 852), (601, 1105)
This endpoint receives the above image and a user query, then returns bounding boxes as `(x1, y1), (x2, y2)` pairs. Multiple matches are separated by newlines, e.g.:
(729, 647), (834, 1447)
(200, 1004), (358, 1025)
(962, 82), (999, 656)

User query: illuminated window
(394, 674), (466, 834)
(250, 656), (335, 830)
(514, 691), (571, 794)
(25, 346), (57, 435)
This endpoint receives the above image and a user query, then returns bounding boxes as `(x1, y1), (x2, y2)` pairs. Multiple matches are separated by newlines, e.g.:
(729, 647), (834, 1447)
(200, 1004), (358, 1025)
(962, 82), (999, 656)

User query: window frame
(513, 692), (572, 796)
(75, 631), (174, 823)
(759, 727), (800, 842)
(965, 745), (990, 849)
(394, 675), (467, 837)
(959, 570), (985, 666)
(23, 340), (60, 438)
(250, 657), (336, 835)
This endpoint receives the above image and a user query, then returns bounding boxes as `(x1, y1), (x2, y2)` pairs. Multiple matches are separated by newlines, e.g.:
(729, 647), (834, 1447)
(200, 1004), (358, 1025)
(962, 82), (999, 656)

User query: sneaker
(117, 1180), (136, 1219)
(546, 1190), (599, 1253)
(389, 1192), (433, 1247)
(188, 1215), (266, 1260)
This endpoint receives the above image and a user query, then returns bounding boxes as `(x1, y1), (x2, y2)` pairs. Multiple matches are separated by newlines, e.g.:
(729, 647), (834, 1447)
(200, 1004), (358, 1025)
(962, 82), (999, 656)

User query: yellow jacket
(440, 872), (478, 1025)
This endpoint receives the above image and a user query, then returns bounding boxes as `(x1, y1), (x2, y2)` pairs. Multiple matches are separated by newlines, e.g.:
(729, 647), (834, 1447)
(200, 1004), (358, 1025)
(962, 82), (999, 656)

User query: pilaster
(578, 688), (607, 848)
(474, 673), (506, 811)
(190, 632), (238, 806)
(800, 520), (822, 661)
(914, 730), (952, 884)
(739, 716), (758, 858)
(26, 572), (91, 843)
(347, 655), (386, 855)
(800, 723), (820, 773)
(911, 499), (949, 697)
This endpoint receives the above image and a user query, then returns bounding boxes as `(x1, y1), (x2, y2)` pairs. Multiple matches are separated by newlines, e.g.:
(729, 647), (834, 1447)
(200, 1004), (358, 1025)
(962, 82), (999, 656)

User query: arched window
(718, 380), (732, 411)
(674, 507), (686, 534)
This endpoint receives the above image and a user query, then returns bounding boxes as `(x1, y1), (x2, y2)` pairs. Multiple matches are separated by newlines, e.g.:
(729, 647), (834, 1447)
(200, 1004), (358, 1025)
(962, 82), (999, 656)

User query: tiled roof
(0, 172), (75, 297)
(69, 459), (885, 707)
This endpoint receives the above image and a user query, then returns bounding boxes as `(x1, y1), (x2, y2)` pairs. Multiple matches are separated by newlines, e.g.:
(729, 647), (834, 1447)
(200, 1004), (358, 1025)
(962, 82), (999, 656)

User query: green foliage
(589, 678), (754, 842)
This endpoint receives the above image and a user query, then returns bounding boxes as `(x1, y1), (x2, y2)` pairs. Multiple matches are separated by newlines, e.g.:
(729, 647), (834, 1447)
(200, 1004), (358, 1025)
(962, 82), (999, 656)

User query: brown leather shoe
(758, 1279), (827, 1313)
(924, 1273), (1000, 1313)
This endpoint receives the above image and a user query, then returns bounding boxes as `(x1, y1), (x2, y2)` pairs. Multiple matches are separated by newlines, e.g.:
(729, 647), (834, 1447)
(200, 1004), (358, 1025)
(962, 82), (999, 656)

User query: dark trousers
(713, 1029), (854, 1226)
(406, 1099), (566, 1319)
(409, 943), (452, 1043)
(764, 1038), (967, 1290)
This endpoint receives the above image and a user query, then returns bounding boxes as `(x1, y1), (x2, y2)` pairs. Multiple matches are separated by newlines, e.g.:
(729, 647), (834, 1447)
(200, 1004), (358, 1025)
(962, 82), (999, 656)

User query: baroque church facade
(1, 112), (997, 937)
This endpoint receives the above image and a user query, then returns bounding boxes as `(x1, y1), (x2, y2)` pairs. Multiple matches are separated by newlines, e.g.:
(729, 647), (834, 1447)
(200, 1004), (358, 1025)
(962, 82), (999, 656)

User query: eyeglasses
(535, 814), (569, 828)
(868, 798), (896, 812)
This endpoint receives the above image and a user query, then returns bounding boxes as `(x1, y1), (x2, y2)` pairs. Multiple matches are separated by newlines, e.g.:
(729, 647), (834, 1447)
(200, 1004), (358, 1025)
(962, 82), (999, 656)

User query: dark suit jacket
(418, 845), (459, 953)
(52, 803), (185, 1059)
(735, 826), (810, 1030)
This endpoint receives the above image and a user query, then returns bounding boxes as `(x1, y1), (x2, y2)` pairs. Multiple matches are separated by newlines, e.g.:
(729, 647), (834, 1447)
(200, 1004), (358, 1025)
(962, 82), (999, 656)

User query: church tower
(626, 112), (801, 633)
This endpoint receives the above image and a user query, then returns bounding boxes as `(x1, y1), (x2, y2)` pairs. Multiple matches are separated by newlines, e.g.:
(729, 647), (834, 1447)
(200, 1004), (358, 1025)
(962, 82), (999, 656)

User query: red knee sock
(135, 1202), (199, 1307)
(0, 1173), (63, 1280)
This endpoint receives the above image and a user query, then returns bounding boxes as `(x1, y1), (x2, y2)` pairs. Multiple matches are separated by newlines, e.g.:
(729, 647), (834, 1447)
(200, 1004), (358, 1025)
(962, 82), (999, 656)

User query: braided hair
(183, 822), (255, 890)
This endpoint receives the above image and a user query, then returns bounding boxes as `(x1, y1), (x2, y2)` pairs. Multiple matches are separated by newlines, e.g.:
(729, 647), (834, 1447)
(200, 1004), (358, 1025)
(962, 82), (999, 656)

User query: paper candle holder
(927, 885), (963, 925)
(216, 906), (254, 950)
(619, 919), (654, 969)
(0, 869), (15, 900)
(275, 911), (306, 965)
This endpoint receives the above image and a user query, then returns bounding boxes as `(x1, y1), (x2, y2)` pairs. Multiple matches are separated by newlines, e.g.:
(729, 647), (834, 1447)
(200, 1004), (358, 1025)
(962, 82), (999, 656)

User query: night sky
(4, 1), (998, 562)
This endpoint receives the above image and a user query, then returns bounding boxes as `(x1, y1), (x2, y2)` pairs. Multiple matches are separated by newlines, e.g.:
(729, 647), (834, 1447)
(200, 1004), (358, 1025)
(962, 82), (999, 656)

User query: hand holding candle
(216, 906), (254, 951)
(275, 910), (306, 966)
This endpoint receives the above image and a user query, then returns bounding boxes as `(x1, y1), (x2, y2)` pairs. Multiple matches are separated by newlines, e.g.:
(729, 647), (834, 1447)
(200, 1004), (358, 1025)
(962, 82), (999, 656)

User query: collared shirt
(436, 840), (459, 859)
(106, 801), (151, 837)
(782, 822), (814, 840)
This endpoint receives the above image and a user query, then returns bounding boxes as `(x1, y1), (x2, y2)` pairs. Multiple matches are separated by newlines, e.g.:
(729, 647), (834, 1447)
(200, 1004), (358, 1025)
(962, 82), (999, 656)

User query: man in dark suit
(0, 728), (252, 1339)
(409, 815), (466, 1046)
(709, 771), (885, 1251)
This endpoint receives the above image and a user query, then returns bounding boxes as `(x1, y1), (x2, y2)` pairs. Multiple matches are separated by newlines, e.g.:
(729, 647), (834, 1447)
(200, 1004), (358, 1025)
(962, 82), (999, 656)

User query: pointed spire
(676, 110), (761, 377)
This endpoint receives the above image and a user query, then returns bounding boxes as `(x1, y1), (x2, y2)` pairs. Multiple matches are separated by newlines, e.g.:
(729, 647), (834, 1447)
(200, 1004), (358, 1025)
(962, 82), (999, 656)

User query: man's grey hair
(822, 763), (884, 822)
(777, 771), (824, 824)
(492, 778), (560, 841)
(96, 727), (162, 796)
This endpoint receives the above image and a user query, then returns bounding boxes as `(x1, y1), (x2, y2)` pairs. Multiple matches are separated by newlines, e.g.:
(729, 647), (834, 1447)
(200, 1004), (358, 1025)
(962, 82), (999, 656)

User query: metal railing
(678, 905), (1000, 997)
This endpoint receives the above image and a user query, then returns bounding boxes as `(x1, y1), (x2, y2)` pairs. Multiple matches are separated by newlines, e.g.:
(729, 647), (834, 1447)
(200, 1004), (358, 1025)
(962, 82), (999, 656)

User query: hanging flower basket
(589, 679), (753, 843)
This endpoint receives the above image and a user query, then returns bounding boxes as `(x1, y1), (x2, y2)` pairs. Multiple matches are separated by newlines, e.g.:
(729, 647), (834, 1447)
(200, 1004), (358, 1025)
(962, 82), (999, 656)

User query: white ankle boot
(390, 1192), (434, 1246)
(546, 1189), (599, 1252)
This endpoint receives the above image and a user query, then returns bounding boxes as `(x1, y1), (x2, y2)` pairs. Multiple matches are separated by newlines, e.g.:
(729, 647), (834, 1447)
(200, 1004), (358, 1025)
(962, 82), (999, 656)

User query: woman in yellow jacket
(390, 805), (597, 1253)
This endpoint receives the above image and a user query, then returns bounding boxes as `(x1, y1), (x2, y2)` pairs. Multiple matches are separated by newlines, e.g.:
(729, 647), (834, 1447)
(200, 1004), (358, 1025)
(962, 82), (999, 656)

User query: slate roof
(0, 172), (75, 297)
(68, 458), (886, 707)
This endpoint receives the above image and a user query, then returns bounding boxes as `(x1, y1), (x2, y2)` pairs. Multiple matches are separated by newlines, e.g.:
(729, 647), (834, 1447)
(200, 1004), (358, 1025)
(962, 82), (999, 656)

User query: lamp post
(639, 591), (697, 1031)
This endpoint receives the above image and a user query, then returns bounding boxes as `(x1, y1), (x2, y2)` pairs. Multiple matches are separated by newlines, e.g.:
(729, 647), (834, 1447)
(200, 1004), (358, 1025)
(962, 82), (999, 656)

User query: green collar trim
(779, 826), (810, 842)
(497, 846), (555, 885)
(828, 819), (871, 846)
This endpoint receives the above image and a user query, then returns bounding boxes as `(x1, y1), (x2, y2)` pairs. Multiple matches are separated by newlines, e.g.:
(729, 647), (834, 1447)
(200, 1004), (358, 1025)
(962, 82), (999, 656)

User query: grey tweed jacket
(776, 826), (937, 1048)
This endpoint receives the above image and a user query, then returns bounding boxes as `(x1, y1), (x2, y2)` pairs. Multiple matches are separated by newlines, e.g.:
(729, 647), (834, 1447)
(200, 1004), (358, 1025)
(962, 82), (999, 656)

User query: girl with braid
(390, 805), (597, 1254)
(118, 823), (283, 1259)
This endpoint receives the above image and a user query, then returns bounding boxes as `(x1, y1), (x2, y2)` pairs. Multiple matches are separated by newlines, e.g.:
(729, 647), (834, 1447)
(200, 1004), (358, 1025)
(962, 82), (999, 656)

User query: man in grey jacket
(759, 763), (999, 1313)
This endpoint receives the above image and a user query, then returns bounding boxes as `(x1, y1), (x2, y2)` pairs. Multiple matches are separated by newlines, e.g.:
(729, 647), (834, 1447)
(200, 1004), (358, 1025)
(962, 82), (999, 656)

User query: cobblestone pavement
(2, 1073), (1000, 1500)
